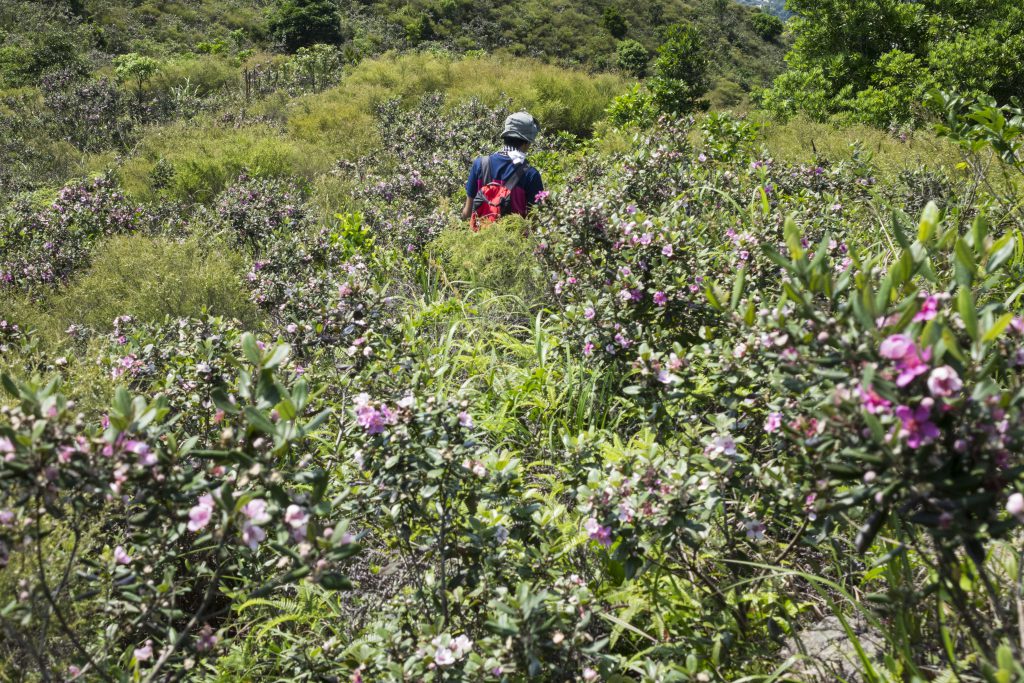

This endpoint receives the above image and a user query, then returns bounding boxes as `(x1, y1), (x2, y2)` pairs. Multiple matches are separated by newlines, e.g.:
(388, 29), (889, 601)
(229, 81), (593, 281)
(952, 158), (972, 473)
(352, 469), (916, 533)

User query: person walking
(462, 111), (544, 230)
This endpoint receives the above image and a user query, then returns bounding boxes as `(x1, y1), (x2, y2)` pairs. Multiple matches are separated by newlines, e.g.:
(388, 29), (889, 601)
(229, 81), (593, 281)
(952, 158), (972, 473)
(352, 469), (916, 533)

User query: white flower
(1007, 493), (1024, 522)
(434, 647), (456, 666)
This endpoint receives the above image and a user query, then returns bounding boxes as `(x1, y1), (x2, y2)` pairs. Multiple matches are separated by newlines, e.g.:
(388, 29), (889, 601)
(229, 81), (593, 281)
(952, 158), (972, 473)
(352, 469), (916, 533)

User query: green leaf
(917, 201), (940, 243)
(241, 333), (262, 366)
(264, 344), (291, 370)
(983, 311), (1015, 343)
(730, 267), (746, 310)
(957, 288), (979, 341)
(244, 406), (277, 435)
(784, 215), (803, 260)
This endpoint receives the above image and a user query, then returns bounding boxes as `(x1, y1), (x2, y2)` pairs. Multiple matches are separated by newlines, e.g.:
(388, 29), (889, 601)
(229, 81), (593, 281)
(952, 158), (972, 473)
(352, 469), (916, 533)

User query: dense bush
(763, 0), (1024, 126)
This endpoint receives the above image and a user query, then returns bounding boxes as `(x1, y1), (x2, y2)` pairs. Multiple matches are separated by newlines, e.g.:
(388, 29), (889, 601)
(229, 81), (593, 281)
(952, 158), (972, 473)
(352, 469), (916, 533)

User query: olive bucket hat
(501, 111), (540, 144)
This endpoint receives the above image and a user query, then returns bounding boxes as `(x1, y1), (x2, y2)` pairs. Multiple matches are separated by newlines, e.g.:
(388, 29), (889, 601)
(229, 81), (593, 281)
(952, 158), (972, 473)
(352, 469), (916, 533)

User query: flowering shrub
(721, 206), (1024, 553)
(214, 172), (308, 254)
(0, 335), (356, 677)
(0, 176), (164, 291)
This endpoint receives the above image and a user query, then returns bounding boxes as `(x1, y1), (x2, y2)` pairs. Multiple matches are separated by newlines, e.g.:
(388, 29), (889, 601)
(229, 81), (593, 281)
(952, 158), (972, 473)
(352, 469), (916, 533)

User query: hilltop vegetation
(2, 0), (1024, 682)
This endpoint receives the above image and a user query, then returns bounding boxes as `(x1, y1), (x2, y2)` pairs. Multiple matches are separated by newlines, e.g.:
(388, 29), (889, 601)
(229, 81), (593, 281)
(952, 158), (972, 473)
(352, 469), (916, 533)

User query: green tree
(114, 53), (160, 107)
(603, 6), (628, 40)
(651, 22), (709, 114)
(764, 0), (1024, 125)
(268, 0), (344, 52)
(616, 39), (649, 78)
(751, 12), (784, 41)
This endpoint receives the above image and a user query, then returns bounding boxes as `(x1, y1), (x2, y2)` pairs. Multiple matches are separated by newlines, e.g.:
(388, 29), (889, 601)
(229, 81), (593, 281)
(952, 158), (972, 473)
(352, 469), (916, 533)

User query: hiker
(461, 111), (544, 230)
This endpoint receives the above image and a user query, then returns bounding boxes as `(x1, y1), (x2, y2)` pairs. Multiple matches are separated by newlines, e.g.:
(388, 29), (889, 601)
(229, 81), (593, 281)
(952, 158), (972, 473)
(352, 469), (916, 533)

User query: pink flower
(134, 641), (153, 662)
(458, 411), (473, 428)
(188, 494), (215, 532)
(895, 400), (940, 448)
(583, 342), (594, 356)
(114, 545), (131, 565)
(914, 295), (939, 322)
(356, 404), (387, 434)
(653, 291), (667, 306)
(242, 498), (270, 525)
(241, 522), (266, 550)
(927, 366), (962, 398)
(662, 244), (674, 257)
(0, 437), (14, 460)
(0, 510), (13, 526)
(583, 668), (599, 681)
(284, 504), (308, 529)
(879, 334), (914, 360)
(535, 190), (550, 202)
(584, 307), (595, 320)
(764, 412), (782, 433)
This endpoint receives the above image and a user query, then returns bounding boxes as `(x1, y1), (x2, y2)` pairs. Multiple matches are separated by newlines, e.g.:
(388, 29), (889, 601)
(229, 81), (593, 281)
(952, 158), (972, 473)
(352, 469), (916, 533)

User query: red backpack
(469, 155), (527, 232)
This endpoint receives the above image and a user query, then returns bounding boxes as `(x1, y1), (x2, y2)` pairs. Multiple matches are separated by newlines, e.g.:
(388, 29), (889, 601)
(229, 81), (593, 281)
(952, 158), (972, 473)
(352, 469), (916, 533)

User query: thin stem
(34, 501), (115, 683)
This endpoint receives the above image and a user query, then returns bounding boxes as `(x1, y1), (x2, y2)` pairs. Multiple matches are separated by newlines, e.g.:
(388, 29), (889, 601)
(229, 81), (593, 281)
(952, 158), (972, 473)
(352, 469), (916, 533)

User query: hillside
(3, 1), (1024, 682)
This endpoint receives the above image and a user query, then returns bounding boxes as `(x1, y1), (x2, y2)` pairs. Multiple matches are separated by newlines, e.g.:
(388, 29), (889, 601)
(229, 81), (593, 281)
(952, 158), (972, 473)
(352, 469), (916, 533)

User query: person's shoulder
(525, 164), (542, 179)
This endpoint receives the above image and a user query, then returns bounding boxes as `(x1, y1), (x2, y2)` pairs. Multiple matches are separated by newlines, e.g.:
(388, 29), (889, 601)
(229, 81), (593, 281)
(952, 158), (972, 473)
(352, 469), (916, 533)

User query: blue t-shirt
(465, 152), (544, 215)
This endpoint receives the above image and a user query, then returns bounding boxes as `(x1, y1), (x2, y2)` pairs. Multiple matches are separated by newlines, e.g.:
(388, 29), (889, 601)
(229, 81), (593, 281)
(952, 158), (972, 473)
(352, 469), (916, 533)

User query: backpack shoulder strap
(504, 163), (528, 192)
(479, 155), (492, 185)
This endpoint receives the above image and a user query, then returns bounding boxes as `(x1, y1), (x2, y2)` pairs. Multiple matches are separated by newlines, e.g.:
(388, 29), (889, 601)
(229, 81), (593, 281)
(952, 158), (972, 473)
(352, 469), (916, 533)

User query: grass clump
(115, 120), (334, 203)
(287, 52), (630, 155)
(11, 234), (258, 346)
(429, 216), (547, 306)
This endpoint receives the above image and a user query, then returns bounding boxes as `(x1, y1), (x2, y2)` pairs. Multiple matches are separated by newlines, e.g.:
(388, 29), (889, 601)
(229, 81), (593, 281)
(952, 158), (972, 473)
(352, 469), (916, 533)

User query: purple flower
(242, 498), (270, 524)
(458, 411), (473, 428)
(114, 545), (131, 565)
(895, 400), (940, 448)
(584, 307), (595, 320)
(134, 641), (153, 663)
(653, 291), (667, 306)
(584, 518), (613, 548)
(764, 412), (782, 433)
(583, 342), (594, 356)
(662, 244), (674, 257)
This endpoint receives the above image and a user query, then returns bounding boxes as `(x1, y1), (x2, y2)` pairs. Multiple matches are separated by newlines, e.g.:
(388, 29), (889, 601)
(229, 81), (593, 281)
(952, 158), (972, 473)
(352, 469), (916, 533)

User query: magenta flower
(927, 366), (962, 397)
(914, 295), (939, 322)
(764, 412), (782, 433)
(653, 291), (667, 306)
(858, 385), (891, 415)
(895, 400), (941, 448)
(894, 346), (932, 387)
(583, 342), (594, 356)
